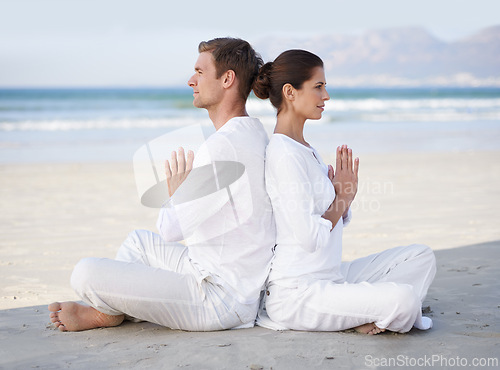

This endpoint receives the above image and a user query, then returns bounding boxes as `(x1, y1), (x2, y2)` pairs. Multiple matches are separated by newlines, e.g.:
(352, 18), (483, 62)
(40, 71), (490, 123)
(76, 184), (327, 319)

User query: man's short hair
(198, 38), (263, 100)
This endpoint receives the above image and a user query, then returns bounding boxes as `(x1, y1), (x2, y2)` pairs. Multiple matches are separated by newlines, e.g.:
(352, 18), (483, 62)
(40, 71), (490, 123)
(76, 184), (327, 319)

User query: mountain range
(254, 26), (500, 87)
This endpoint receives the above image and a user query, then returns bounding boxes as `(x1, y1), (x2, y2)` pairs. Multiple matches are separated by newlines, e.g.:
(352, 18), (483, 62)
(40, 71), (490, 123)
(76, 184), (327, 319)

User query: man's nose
(188, 75), (196, 87)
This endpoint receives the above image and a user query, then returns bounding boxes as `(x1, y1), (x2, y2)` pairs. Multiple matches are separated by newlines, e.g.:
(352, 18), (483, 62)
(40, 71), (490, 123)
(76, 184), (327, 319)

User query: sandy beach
(1, 149), (499, 369)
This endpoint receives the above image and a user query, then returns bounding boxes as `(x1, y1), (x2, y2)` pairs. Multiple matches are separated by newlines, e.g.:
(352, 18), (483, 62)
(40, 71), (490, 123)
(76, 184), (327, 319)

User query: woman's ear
(282, 83), (295, 101)
(222, 70), (236, 89)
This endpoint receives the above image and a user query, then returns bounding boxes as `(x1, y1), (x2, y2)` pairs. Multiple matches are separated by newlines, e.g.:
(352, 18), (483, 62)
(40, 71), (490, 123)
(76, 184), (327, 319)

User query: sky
(0, 0), (499, 87)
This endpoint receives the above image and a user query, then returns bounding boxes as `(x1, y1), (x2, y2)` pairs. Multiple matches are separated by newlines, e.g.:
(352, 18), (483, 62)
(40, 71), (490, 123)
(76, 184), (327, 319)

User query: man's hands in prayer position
(165, 147), (194, 197)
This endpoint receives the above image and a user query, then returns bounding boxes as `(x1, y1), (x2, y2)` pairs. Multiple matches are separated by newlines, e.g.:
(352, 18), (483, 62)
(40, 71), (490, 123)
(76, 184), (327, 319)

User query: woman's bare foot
(354, 322), (386, 335)
(48, 301), (124, 332)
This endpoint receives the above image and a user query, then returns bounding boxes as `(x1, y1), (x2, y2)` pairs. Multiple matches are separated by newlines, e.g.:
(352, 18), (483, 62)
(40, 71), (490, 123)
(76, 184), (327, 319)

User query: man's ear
(222, 70), (236, 89)
(282, 83), (295, 101)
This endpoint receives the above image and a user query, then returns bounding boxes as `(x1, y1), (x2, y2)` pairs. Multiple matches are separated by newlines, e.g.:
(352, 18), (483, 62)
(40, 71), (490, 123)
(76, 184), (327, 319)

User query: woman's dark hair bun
(252, 62), (273, 99)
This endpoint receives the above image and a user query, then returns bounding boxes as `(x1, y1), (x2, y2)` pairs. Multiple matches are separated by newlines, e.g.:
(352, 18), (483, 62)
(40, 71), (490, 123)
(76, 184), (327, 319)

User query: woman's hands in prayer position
(322, 145), (359, 229)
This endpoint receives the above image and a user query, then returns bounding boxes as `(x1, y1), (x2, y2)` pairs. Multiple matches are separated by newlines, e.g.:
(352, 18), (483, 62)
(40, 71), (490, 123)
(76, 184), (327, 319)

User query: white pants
(71, 230), (258, 331)
(265, 244), (436, 333)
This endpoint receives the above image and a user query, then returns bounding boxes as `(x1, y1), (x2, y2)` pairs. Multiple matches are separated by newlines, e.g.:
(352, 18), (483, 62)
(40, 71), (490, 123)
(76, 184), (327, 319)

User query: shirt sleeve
(156, 204), (184, 242)
(267, 151), (333, 253)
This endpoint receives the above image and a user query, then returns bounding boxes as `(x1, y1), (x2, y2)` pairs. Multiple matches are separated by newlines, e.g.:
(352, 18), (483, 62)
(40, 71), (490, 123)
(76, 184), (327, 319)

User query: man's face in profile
(188, 51), (224, 110)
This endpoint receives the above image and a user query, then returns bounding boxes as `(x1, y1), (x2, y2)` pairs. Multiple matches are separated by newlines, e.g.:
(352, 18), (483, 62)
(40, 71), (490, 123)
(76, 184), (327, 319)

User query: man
(49, 38), (276, 331)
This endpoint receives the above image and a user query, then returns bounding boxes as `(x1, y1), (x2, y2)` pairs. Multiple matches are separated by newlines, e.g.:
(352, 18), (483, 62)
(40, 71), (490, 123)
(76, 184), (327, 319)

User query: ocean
(1, 87), (499, 163)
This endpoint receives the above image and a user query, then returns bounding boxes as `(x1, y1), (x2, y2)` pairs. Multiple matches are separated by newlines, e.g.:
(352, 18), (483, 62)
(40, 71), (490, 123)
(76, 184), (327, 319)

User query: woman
(253, 50), (436, 334)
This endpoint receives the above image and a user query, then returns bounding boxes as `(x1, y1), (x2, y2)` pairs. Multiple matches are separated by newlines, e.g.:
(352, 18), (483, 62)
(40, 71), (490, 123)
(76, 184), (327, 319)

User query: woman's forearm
(322, 196), (350, 231)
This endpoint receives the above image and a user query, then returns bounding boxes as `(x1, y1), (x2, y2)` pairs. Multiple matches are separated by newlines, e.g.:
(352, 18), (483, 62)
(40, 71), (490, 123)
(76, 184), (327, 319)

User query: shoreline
(2, 118), (500, 164)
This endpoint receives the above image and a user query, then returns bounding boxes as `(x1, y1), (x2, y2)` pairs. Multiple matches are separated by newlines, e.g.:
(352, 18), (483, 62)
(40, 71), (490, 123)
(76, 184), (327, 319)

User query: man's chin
(192, 100), (204, 109)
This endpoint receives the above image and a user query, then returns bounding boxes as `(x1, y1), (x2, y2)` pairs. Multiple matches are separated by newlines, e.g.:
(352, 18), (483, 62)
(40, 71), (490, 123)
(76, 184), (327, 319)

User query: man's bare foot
(354, 322), (386, 335)
(48, 301), (124, 332)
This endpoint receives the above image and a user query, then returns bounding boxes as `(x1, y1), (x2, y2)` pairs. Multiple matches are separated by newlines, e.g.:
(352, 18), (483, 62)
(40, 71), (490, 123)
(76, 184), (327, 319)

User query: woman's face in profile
(291, 67), (330, 121)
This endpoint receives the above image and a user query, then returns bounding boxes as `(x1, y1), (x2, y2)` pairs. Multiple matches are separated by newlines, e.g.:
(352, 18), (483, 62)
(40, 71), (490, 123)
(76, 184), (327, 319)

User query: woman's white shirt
(265, 134), (351, 288)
